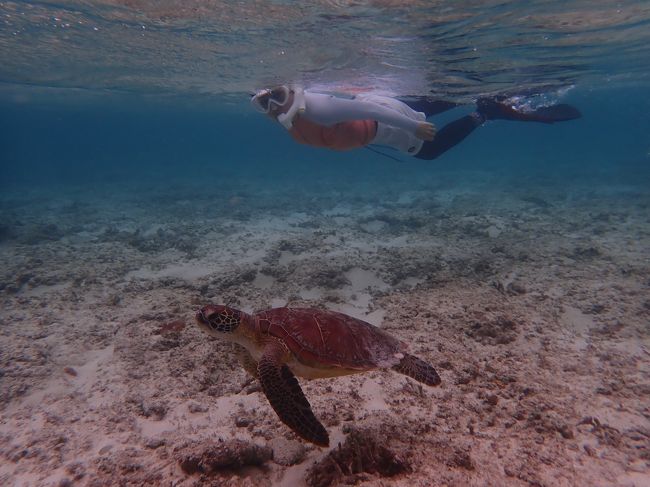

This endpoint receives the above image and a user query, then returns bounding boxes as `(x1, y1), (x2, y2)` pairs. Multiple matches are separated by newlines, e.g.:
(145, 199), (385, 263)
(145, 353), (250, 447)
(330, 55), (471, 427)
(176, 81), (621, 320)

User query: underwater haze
(1, 1), (650, 486)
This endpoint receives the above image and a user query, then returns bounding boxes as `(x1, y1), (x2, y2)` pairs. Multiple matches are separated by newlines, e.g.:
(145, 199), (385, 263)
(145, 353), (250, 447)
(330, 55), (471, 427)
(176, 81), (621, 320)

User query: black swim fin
(477, 97), (581, 124)
(526, 104), (582, 122)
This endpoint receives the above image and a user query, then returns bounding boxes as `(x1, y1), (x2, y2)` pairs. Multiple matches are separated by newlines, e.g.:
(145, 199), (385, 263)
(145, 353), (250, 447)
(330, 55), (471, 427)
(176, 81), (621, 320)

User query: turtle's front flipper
(258, 340), (329, 447)
(393, 353), (441, 386)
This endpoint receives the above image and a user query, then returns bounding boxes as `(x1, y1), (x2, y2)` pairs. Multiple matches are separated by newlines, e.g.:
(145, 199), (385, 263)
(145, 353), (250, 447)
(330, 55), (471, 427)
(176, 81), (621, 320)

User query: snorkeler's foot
(477, 97), (581, 123)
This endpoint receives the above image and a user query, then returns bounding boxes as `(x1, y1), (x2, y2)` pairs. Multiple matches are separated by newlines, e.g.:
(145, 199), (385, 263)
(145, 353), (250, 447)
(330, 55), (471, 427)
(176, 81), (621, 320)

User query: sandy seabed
(0, 165), (649, 487)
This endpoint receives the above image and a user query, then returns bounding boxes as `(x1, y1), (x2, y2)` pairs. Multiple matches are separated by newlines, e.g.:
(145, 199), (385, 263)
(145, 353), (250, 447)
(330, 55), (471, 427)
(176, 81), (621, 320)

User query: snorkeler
(250, 85), (581, 160)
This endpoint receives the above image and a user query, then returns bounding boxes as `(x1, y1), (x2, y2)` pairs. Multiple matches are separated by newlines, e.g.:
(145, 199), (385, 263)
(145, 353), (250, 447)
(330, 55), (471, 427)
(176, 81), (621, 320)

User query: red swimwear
(289, 116), (376, 151)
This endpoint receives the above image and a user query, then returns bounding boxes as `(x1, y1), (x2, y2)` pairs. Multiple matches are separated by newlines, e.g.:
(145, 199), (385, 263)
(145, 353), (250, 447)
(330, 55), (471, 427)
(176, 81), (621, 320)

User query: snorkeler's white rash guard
(301, 91), (426, 155)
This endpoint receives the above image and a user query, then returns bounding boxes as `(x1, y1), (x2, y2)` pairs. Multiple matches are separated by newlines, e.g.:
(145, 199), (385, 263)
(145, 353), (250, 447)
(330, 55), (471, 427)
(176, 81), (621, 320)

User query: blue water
(1, 0), (649, 192)
(1, 86), (648, 191)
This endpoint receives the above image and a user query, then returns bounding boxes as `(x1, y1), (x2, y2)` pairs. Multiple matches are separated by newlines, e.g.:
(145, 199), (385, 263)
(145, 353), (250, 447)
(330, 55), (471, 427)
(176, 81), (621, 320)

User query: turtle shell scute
(254, 308), (405, 369)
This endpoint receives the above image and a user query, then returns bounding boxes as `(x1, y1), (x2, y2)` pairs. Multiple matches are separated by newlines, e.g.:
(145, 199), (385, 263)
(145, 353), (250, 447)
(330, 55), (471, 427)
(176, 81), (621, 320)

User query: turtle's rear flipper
(258, 341), (329, 447)
(393, 354), (441, 387)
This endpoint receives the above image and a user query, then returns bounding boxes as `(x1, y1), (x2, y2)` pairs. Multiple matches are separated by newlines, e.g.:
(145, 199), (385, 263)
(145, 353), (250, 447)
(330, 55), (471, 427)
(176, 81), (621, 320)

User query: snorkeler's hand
(416, 121), (436, 141)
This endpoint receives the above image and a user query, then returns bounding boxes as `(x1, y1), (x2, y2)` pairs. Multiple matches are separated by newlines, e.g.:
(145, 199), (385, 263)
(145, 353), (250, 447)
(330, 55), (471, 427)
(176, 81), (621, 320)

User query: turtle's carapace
(196, 305), (441, 447)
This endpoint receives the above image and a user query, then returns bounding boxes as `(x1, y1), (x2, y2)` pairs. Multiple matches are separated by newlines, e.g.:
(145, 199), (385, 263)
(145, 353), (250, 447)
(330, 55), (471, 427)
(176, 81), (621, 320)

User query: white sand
(1, 171), (648, 486)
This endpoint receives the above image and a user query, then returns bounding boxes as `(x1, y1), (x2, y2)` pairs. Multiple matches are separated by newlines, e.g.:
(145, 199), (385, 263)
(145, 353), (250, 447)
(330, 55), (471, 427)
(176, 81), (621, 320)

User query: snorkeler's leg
(477, 97), (581, 123)
(402, 98), (459, 117)
(414, 113), (484, 160)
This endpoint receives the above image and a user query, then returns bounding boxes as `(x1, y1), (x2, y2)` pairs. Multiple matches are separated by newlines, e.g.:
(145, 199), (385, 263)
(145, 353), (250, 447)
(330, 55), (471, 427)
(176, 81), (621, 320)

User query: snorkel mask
(251, 85), (305, 130)
(251, 86), (290, 114)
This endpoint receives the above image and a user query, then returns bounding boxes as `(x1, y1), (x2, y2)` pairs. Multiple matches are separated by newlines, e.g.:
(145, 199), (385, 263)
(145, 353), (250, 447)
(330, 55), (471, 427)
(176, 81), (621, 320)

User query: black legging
(403, 97), (580, 160)
(402, 98), (484, 161)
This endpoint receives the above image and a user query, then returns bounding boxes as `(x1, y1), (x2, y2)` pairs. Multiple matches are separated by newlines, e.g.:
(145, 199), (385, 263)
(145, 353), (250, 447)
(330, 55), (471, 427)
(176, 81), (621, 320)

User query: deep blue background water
(1, 86), (648, 194)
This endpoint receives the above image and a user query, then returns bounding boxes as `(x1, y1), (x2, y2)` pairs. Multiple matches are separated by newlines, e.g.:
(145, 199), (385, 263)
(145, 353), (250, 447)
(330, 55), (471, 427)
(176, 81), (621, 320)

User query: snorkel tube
(277, 86), (306, 130)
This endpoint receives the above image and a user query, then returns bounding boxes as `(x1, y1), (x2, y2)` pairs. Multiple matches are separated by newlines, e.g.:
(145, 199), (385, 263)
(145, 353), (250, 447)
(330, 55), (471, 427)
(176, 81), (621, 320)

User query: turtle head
(195, 304), (243, 336)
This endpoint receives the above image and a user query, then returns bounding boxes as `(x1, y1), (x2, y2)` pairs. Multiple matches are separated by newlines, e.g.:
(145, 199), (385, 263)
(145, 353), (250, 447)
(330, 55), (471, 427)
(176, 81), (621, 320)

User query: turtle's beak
(195, 309), (219, 338)
(196, 308), (208, 323)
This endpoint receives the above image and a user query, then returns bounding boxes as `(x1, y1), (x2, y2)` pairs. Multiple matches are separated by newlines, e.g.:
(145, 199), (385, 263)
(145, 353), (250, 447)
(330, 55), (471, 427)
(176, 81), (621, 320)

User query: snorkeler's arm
(302, 92), (422, 133)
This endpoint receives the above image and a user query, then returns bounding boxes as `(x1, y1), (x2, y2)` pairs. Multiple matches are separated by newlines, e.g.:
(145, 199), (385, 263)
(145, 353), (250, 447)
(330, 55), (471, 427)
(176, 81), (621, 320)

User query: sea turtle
(195, 305), (441, 447)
